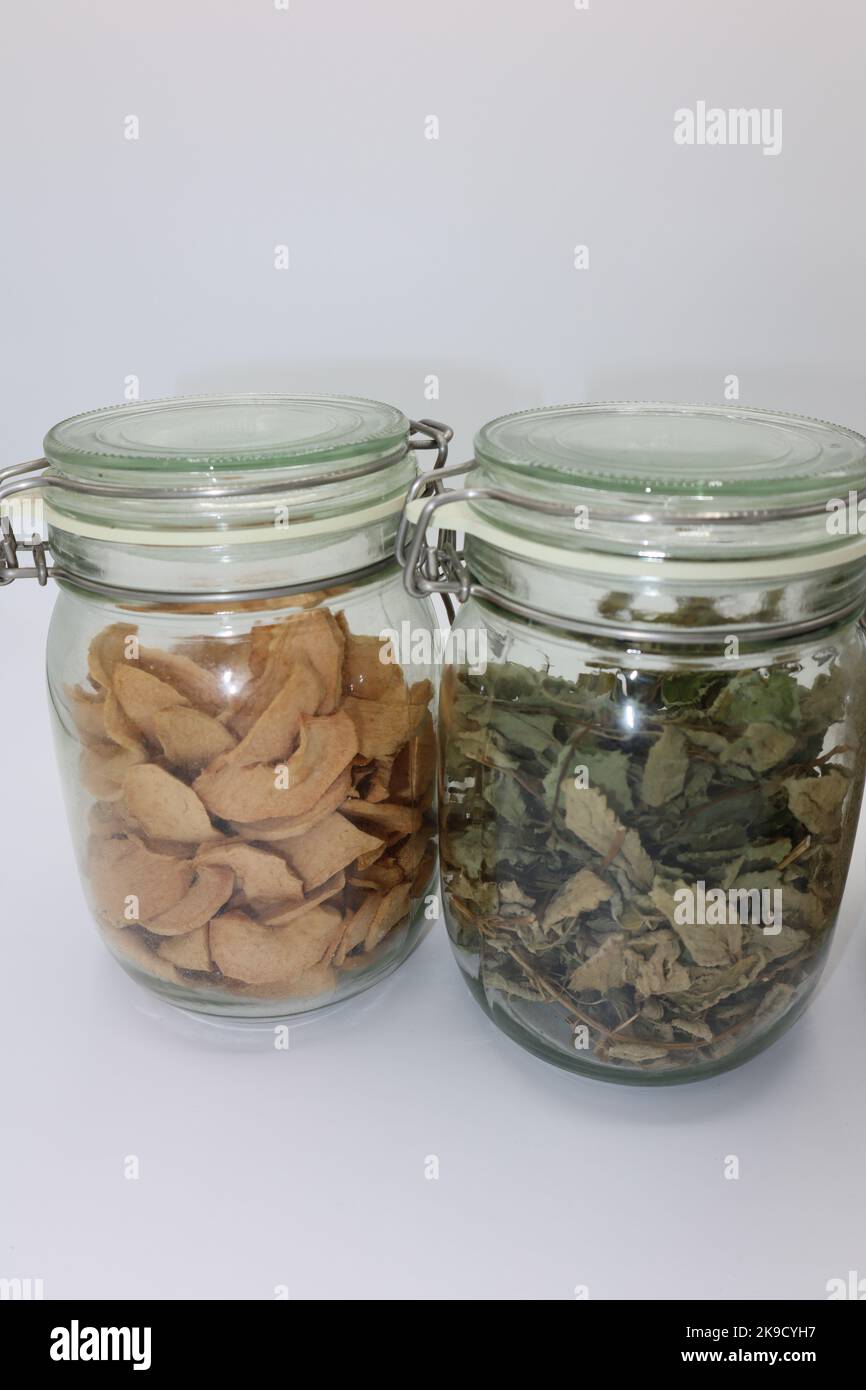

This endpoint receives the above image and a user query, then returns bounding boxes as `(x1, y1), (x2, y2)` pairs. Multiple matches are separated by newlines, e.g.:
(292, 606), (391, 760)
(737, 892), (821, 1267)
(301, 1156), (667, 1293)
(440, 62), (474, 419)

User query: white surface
(1, 580), (865, 1301)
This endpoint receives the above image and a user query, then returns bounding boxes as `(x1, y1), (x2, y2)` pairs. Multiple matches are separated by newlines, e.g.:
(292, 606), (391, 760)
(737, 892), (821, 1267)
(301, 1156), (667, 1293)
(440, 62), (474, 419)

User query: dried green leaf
(784, 771), (848, 837)
(641, 727), (689, 807)
(561, 785), (653, 888)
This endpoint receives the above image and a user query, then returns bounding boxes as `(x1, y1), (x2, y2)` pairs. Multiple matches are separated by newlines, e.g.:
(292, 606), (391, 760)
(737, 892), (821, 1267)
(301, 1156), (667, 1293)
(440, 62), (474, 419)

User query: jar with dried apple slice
(4, 395), (446, 1016)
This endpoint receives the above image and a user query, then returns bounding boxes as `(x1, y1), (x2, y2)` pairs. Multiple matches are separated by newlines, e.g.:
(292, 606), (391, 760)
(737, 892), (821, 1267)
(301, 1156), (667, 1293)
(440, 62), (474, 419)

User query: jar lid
(45, 394), (410, 475)
(476, 402), (866, 497)
(0, 396), (452, 604)
(471, 403), (866, 561)
(39, 394), (420, 544)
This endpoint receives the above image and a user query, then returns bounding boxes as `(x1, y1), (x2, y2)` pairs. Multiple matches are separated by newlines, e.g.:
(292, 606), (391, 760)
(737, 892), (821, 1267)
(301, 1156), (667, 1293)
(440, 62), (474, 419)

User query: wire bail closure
(0, 418), (453, 601)
(0, 514), (49, 586)
(398, 459), (866, 643)
(0, 459), (52, 588)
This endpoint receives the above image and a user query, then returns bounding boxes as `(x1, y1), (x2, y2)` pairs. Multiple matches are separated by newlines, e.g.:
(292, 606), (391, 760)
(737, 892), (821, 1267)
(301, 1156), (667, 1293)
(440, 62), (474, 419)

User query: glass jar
(401, 403), (866, 1084)
(1, 394), (449, 1018)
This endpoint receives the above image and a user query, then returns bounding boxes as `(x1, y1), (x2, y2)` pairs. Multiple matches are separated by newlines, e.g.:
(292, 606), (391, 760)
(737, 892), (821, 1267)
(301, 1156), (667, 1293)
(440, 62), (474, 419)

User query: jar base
(454, 948), (820, 1087)
(107, 907), (429, 1022)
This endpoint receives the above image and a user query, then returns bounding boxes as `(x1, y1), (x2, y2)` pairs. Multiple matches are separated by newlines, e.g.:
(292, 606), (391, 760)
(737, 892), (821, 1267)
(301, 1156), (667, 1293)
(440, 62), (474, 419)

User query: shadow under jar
(401, 402), (866, 1083)
(1, 394), (448, 1018)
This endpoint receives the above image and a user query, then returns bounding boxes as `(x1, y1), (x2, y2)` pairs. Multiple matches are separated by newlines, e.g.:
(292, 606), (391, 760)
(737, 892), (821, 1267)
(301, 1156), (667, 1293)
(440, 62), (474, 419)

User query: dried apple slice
(247, 621), (281, 679)
(354, 840), (386, 871)
(230, 609), (345, 733)
(103, 691), (146, 751)
(341, 799), (423, 834)
(88, 835), (195, 926)
(180, 634), (253, 679)
(390, 710), (436, 803)
(88, 801), (128, 838)
(364, 882), (412, 951)
(142, 864), (234, 936)
(107, 926), (182, 983)
(87, 623), (138, 689)
(260, 872), (346, 925)
(112, 665), (190, 744)
(226, 663), (322, 766)
(277, 812), (382, 891)
(233, 961), (337, 999)
(410, 849), (435, 895)
(231, 769), (353, 842)
(80, 745), (147, 800)
(152, 706), (237, 772)
(132, 835), (203, 860)
(342, 632), (406, 702)
(194, 711), (357, 822)
(362, 757), (395, 803)
(137, 645), (224, 714)
(333, 894), (379, 966)
(210, 905), (343, 984)
(396, 831), (433, 879)
(196, 842), (305, 908)
(157, 926), (213, 972)
(279, 608), (344, 713)
(123, 764), (221, 843)
(409, 678), (434, 706)
(350, 756), (373, 790)
(342, 696), (425, 760)
(66, 685), (109, 747)
(348, 859), (405, 891)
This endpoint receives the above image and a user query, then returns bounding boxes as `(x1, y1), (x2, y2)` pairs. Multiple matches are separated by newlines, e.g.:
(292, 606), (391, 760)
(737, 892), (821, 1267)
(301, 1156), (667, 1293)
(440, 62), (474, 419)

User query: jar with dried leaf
(401, 403), (866, 1082)
(2, 396), (447, 1016)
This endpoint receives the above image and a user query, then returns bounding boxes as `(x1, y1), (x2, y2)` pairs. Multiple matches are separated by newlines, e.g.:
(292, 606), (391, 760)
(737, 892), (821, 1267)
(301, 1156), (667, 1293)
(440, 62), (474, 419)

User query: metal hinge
(406, 418), (454, 470)
(0, 515), (50, 586)
(0, 458), (52, 588)
(397, 459), (480, 610)
(399, 420), (459, 618)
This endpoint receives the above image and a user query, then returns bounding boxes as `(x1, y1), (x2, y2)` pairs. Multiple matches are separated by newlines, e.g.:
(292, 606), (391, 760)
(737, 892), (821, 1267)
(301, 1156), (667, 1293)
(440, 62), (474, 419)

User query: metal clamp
(0, 460), (53, 587)
(397, 420), (457, 618)
(406, 418), (453, 472)
(0, 514), (50, 586)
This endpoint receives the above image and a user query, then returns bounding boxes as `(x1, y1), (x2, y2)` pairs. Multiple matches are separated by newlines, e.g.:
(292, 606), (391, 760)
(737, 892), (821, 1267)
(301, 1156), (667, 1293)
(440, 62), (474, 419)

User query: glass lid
(45, 393), (409, 474)
(471, 403), (866, 560)
(476, 402), (866, 499)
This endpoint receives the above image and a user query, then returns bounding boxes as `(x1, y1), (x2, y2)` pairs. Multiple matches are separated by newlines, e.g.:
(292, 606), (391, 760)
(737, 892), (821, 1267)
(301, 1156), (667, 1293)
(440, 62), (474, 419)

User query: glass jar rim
(36, 393), (425, 556)
(466, 402), (866, 566)
(0, 395), (453, 603)
(400, 403), (866, 642)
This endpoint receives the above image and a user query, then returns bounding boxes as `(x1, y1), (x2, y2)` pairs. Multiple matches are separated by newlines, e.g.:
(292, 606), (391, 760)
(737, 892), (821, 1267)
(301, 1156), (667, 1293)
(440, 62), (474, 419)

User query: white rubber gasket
(42, 495), (403, 547)
(404, 498), (866, 581)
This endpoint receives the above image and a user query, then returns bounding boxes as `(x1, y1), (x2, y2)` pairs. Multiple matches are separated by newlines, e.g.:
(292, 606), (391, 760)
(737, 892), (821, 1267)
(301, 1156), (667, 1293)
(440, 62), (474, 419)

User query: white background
(2, 0), (866, 1301)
